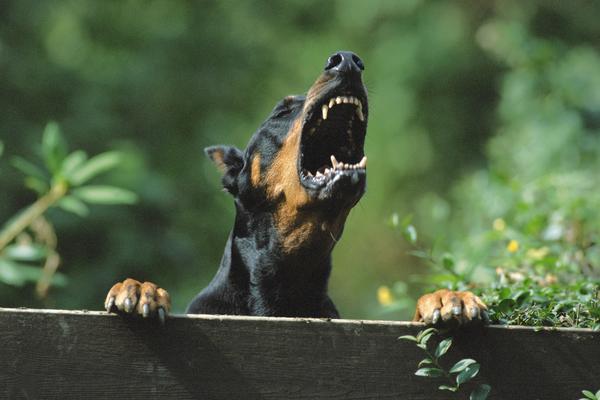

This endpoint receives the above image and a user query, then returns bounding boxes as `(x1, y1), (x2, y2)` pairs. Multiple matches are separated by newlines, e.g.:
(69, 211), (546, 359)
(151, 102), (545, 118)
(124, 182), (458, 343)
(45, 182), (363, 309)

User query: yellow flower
(377, 285), (394, 306)
(526, 247), (549, 260)
(507, 239), (519, 253)
(493, 218), (506, 231)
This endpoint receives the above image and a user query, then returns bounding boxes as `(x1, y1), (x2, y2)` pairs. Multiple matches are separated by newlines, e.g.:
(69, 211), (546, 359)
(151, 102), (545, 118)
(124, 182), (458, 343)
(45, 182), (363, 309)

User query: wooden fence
(1, 307), (598, 399)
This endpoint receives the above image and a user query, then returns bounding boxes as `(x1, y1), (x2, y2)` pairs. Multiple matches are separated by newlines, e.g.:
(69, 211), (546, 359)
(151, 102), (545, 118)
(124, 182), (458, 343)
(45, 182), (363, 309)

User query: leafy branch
(0, 122), (137, 297)
(399, 328), (491, 400)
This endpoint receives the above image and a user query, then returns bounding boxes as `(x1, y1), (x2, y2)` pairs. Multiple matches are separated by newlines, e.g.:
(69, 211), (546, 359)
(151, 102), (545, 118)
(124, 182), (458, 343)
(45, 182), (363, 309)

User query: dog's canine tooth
(322, 104), (328, 120)
(359, 156), (367, 168)
(356, 104), (365, 122)
(330, 155), (339, 169)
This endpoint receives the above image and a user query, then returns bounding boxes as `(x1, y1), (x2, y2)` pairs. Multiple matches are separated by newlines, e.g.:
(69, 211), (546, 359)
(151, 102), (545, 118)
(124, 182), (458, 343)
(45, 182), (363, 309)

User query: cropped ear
(205, 145), (245, 194)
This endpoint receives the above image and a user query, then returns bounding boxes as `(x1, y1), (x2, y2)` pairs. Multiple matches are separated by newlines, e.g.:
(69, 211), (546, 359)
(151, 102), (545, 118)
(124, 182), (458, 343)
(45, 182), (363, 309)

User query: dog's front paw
(413, 289), (488, 326)
(104, 278), (171, 323)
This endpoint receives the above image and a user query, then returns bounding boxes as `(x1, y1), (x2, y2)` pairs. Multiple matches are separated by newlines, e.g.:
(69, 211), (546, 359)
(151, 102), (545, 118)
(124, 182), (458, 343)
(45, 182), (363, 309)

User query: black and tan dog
(105, 51), (486, 325)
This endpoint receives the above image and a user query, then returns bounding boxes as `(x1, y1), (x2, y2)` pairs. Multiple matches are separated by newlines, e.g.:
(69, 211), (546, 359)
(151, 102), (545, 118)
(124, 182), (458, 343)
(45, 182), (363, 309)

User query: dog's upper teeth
(330, 155), (339, 168)
(321, 96), (365, 121)
(359, 156), (367, 168)
(356, 101), (365, 122)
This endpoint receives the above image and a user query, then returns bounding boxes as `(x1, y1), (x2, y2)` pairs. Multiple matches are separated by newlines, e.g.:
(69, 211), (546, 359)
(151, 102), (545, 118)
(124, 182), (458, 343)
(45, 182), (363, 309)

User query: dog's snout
(324, 51), (364, 74)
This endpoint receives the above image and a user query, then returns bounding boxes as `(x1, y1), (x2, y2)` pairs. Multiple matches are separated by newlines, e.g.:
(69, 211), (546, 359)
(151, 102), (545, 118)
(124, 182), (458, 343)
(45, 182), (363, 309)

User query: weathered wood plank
(0, 307), (598, 400)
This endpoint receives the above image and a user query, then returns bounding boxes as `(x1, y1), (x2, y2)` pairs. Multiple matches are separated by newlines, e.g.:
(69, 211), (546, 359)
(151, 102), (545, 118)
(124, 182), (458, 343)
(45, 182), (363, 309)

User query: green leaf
(416, 327), (437, 343)
(442, 253), (455, 270)
(456, 363), (480, 385)
(582, 390), (596, 400)
(470, 384), (491, 400)
(496, 298), (516, 314)
(415, 367), (444, 377)
(4, 244), (47, 262)
(449, 358), (477, 374)
(435, 337), (452, 358)
(57, 195), (90, 217)
(11, 156), (48, 182)
(41, 122), (68, 173)
(73, 185), (138, 205)
(398, 335), (418, 342)
(403, 224), (418, 244)
(69, 151), (122, 185)
(24, 176), (50, 194)
(439, 385), (458, 392)
(418, 358), (433, 368)
(0, 258), (41, 286)
(61, 150), (88, 181)
(420, 331), (435, 346)
(0, 141), (4, 158)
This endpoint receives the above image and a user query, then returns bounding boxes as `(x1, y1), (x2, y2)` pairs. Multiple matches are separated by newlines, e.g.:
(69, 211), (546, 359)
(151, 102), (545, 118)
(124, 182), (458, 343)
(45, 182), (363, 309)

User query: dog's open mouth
(298, 93), (367, 190)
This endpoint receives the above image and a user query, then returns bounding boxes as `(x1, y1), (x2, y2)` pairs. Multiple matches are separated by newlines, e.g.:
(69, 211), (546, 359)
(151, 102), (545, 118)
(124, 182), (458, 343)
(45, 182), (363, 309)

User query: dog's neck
(222, 203), (338, 316)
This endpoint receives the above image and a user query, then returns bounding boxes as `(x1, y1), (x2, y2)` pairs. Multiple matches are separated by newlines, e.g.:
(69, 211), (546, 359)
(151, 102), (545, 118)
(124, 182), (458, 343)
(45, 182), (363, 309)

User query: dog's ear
(205, 145), (244, 194)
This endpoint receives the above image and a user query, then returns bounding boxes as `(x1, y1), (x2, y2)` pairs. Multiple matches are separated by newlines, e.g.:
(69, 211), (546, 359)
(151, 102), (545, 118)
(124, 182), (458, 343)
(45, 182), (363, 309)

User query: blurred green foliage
(382, 3), (600, 327)
(0, 122), (136, 297)
(1, 1), (599, 318)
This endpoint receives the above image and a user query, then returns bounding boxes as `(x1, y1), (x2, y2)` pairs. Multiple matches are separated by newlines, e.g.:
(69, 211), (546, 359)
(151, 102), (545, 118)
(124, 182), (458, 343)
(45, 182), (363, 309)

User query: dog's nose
(324, 51), (364, 74)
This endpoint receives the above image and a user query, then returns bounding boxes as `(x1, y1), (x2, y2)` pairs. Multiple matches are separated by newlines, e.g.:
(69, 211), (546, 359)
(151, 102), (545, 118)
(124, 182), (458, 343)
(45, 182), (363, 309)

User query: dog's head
(207, 51), (368, 253)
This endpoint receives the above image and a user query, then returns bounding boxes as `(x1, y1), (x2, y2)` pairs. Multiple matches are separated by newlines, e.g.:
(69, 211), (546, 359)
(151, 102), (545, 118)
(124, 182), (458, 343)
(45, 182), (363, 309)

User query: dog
(104, 51), (486, 325)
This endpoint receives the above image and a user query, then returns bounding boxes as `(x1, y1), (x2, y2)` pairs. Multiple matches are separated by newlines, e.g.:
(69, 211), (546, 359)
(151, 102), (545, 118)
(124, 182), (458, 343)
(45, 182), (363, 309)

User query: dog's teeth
(316, 171), (323, 177)
(359, 156), (367, 168)
(352, 97), (359, 105)
(321, 104), (328, 120)
(342, 96), (349, 104)
(330, 155), (338, 168)
(335, 96), (342, 104)
(356, 104), (365, 122)
(328, 98), (335, 108)
(325, 168), (330, 174)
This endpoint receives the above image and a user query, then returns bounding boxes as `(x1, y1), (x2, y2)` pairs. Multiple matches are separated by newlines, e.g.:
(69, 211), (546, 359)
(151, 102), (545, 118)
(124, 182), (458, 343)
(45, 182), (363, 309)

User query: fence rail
(1, 307), (598, 399)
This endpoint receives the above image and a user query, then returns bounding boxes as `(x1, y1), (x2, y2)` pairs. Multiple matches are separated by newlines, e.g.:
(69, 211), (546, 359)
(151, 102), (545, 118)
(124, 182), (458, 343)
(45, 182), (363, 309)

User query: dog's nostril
(325, 54), (343, 71)
(352, 54), (365, 71)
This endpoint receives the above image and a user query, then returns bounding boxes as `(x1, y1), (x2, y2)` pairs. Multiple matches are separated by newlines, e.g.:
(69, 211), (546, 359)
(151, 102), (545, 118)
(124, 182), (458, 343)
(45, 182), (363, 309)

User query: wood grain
(0, 308), (598, 399)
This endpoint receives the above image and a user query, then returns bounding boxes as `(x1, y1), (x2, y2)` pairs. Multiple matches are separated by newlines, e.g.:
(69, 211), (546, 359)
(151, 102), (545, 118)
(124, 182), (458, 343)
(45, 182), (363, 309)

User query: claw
(470, 307), (479, 319)
(123, 298), (133, 313)
(158, 308), (166, 325)
(105, 297), (115, 313)
(432, 309), (441, 324)
(142, 303), (150, 318)
(482, 310), (490, 324)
